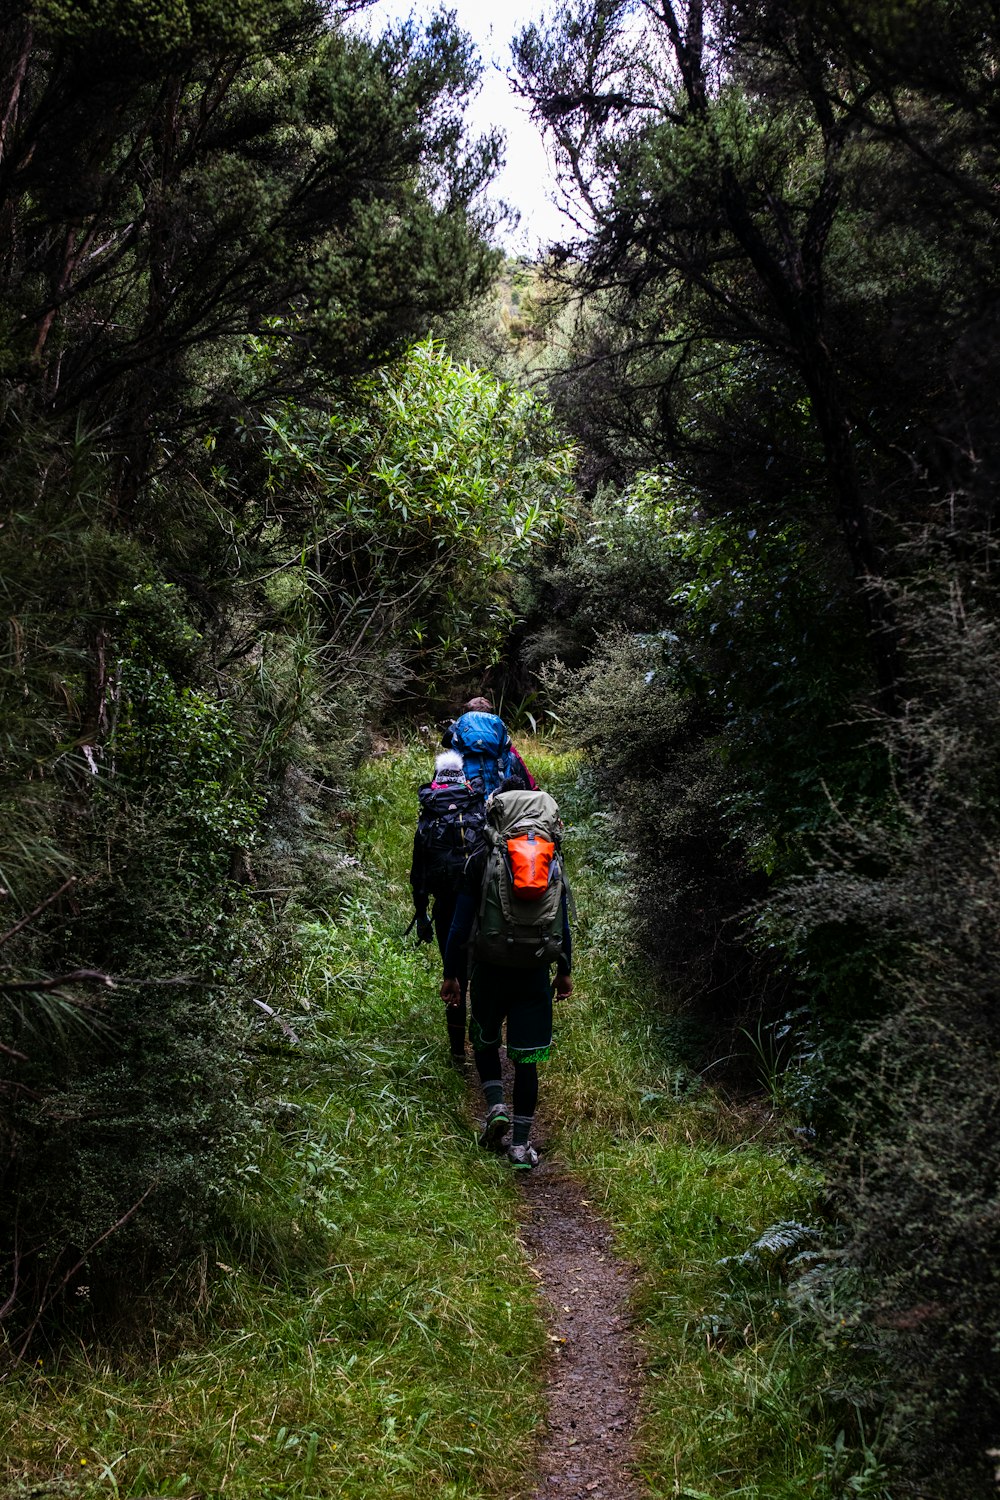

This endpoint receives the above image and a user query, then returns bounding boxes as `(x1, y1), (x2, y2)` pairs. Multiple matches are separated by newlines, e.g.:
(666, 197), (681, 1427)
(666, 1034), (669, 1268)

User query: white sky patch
(352, 0), (576, 254)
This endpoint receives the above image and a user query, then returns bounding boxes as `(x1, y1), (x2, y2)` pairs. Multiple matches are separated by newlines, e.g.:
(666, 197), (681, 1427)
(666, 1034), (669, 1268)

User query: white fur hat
(434, 749), (465, 777)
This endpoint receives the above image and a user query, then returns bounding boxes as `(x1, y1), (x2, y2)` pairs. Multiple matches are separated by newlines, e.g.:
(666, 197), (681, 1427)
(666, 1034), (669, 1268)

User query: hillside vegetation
(2, 2), (999, 1496)
(1, 743), (854, 1500)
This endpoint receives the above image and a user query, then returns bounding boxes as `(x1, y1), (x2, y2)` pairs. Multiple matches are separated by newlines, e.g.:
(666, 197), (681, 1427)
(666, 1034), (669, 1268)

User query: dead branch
(9, 1181), (158, 1353)
(0, 876), (78, 948)
(251, 997), (301, 1044)
(0, 969), (115, 995)
(0, 970), (210, 996)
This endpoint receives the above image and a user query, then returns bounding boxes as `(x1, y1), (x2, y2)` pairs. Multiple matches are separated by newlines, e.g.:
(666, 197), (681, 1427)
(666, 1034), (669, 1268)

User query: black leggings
(474, 1044), (538, 1117)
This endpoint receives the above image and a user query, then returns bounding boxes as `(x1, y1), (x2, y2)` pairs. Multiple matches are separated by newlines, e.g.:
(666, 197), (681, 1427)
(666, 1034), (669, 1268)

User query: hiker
(442, 696), (537, 797)
(409, 749), (487, 1064)
(440, 782), (573, 1169)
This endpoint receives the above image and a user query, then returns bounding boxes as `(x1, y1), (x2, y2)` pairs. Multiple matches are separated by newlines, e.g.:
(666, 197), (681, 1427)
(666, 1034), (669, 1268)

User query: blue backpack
(449, 711), (516, 798)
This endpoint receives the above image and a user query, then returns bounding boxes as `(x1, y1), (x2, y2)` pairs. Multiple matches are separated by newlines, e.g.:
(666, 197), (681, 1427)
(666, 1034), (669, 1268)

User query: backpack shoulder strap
(473, 841), (499, 922)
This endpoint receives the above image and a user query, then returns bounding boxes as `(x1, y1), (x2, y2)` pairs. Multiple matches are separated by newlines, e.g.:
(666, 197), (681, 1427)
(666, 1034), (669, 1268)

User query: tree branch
(0, 877), (77, 949)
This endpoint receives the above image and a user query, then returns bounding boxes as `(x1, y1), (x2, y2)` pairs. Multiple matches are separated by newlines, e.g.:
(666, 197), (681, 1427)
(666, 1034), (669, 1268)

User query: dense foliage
(4, 0), (998, 1493)
(0, 0), (578, 1343)
(255, 337), (573, 696)
(511, 1), (1000, 1492)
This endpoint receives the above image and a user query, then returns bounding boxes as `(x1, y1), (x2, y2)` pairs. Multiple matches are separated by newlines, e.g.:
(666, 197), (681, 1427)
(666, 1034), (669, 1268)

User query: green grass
(0, 738), (886, 1500)
(0, 741), (545, 1500)
(532, 746), (890, 1500)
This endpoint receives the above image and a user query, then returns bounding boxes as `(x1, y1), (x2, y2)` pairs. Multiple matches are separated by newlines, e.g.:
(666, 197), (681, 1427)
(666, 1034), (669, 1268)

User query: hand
(554, 974), (573, 1000)
(415, 912), (434, 944)
(440, 977), (462, 1008)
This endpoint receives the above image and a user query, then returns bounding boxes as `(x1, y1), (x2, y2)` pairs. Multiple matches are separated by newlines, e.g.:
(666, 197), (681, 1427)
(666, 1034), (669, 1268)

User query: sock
(475, 1044), (505, 1110)
(511, 1062), (538, 1144)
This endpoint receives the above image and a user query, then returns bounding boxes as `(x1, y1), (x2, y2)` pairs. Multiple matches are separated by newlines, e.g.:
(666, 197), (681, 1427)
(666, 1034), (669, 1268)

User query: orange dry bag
(507, 831), (556, 900)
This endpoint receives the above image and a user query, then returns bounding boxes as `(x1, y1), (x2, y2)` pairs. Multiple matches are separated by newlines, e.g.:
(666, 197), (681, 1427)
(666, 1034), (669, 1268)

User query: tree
(0, 0), (508, 1333)
(0, 0), (500, 468)
(512, 0), (1000, 707)
(254, 337), (575, 697)
(511, 5), (1000, 1489)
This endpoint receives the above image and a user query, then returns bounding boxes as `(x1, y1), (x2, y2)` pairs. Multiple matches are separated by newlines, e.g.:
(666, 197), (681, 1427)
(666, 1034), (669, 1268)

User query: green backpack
(473, 790), (568, 969)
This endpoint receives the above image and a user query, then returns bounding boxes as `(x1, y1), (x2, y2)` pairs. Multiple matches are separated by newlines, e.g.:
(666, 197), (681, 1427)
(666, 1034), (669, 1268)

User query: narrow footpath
(492, 1063), (645, 1500)
(518, 1165), (643, 1500)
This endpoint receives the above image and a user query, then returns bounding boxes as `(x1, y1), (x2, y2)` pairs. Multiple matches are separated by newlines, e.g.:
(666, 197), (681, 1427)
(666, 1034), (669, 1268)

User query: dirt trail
(487, 1055), (645, 1500)
(516, 1161), (644, 1500)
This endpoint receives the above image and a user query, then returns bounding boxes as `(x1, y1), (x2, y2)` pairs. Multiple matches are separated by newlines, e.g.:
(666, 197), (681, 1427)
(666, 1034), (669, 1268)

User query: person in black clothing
(409, 749), (485, 1064)
(440, 783), (573, 1169)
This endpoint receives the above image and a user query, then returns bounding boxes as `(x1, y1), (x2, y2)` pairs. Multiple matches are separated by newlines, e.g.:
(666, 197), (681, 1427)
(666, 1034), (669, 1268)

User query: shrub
(549, 633), (776, 1055)
(765, 533), (1000, 1493)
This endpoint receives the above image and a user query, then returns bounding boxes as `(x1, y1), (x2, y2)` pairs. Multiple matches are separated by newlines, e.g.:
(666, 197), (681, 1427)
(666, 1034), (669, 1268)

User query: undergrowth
(536, 750), (890, 1500)
(0, 738), (882, 1500)
(0, 741), (544, 1500)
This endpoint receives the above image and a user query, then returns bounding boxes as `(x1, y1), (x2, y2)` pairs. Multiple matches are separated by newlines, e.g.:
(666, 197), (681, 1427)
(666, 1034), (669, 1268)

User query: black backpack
(415, 780), (487, 897)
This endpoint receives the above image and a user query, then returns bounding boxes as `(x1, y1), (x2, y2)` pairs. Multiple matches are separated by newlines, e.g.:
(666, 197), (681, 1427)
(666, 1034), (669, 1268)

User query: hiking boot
(479, 1102), (510, 1151)
(507, 1142), (539, 1171)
